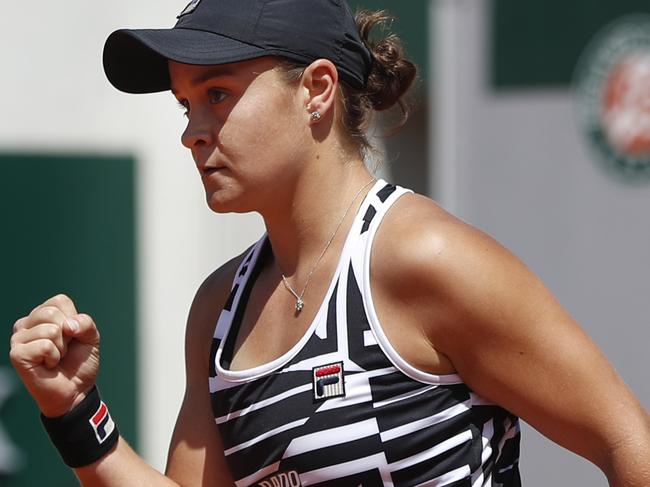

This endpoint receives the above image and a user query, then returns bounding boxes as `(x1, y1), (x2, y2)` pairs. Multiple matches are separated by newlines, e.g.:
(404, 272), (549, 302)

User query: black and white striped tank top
(210, 180), (521, 486)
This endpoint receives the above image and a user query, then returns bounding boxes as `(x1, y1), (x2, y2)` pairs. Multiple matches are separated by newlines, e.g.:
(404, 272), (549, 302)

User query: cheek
(221, 87), (307, 163)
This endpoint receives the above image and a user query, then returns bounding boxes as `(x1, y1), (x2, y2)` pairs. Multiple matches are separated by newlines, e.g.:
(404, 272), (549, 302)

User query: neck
(261, 156), (375, 282)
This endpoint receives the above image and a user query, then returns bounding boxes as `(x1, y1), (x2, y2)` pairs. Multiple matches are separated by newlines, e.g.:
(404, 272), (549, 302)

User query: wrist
(40, 388), (93, 419)
(41, 386), (120, 468)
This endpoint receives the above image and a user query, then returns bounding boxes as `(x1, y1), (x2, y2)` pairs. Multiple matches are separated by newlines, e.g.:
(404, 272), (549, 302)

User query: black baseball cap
(103, 0), (372, 94)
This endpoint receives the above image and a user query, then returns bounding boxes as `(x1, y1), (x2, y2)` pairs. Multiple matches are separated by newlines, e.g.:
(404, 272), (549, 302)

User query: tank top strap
(213, 235), (268, 345)
(352, 182), (464, 385)
(346, 180), (413, 282)
(359, 180), (412, 237)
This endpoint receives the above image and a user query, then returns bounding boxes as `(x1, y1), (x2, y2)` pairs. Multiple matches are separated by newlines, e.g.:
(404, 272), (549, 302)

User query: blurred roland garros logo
(574, 15), (650, 183)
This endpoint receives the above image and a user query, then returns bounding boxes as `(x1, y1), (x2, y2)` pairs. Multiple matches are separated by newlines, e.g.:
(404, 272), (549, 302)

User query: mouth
(197, 158), (227, 178)
(200, 166), (224, 177)
(195, 150), (228, 178)
(199, 166), (226, 180)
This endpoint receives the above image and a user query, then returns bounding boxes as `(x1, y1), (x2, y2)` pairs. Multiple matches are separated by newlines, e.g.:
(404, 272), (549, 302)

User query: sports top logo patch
(89, 401), (115, 444)
(312, 362), (345, 401)
(178, 0), (202, 18)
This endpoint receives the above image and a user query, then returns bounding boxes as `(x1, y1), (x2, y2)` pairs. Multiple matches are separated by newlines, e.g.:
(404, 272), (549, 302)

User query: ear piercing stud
(310, 110), (322, 122)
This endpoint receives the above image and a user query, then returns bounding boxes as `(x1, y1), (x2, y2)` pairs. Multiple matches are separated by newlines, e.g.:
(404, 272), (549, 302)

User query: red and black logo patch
(312, 362), (345, 401)
(89, 401), (115, 444)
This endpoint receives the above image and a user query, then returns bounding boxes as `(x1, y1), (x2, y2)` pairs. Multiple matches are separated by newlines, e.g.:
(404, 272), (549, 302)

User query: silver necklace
(280, 178), (376, 313)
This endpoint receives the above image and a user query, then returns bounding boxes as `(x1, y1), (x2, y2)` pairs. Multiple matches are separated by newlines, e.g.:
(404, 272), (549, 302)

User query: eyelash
(176, 88), (228, 118)
(177, 100), (189, 118)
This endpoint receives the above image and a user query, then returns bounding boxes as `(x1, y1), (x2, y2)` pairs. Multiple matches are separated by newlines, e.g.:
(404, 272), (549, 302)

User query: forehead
(168, 57), (281, 92)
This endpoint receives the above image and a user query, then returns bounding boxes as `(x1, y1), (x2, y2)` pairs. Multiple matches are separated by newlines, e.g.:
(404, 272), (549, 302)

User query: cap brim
(103, 28), (268, 94)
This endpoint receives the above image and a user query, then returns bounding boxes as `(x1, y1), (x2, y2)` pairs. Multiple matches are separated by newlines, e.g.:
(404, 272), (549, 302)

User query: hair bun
(357, 10), (417, 113)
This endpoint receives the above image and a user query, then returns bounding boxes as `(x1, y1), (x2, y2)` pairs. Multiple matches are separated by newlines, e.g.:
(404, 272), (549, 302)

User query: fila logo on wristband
(89, 401), (115, 444)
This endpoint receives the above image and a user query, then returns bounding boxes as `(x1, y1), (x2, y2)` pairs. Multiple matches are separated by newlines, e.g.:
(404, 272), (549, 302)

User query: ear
(300, 59), (339, 124)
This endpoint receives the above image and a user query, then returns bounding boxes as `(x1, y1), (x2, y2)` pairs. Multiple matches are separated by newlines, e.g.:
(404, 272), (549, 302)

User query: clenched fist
(9, 294), (100, 418)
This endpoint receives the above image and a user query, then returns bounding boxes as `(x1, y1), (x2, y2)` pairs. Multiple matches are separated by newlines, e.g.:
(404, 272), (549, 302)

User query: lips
(195, 150), (227, 178)
(200, 166), (226, 179)
(197, 157), (226, 176)
(200, 166), (221, 175)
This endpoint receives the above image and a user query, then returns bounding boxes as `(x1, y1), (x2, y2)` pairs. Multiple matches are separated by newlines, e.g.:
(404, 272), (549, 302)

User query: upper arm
(433, 229), (646, 464)
(164, 255), (244, 486)
(376, 195), (650, 478)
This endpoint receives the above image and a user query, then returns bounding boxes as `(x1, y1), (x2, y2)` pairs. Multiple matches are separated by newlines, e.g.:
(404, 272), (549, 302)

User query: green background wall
(0, 154), (137, 486)
(492, 0), (650, 87)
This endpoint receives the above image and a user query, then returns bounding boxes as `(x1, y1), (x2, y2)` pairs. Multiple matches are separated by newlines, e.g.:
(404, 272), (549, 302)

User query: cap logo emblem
(178, 0), (202, 18)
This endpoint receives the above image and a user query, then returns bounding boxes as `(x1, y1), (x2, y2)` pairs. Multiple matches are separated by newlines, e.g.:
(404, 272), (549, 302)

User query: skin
(9, 55), (650, 486)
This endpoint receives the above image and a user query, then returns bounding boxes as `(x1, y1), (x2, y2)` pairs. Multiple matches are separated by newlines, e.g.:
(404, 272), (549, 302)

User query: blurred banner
(432, 0), (650, 485)
(0, 154), (137, 486)
(493, 0), (650, 88)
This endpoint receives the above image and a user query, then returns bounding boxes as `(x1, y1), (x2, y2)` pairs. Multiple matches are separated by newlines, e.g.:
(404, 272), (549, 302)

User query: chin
(206, 192), (254, 214)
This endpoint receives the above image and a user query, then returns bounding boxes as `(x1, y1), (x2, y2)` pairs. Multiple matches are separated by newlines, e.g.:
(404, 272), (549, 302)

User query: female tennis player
(9, 0), (650, 485)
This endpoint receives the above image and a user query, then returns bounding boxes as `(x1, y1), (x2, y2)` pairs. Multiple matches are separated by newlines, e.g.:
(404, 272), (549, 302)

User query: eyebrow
(171, 66), (237, 95)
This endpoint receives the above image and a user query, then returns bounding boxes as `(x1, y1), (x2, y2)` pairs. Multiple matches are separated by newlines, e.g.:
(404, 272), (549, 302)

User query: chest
(227, 255), (342, 371)
(227, 262), (455, 377)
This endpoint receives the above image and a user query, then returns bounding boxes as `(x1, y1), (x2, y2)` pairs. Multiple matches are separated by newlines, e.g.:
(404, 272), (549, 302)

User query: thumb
(64, 313), (100, 346)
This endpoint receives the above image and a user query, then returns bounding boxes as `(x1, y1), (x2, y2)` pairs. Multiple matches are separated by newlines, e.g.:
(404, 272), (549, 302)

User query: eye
(208, 88), (228, 104)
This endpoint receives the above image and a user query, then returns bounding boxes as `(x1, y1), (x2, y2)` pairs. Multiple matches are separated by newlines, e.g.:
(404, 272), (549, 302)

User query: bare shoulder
(372, 192), (524, 299)
(371, 192), (554, 353)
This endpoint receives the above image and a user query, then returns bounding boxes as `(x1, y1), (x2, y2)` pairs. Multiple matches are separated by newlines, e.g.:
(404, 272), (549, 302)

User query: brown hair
(277, 9), (417, 155)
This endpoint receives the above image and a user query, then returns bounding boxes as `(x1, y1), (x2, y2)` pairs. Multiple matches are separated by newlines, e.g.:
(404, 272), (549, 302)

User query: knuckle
(52, 293), (72, 308)
(9, 331), (21, 349)
(12, 317), (27, 334)
(42, 307), (61, 322)
(44, 324), (61, 341)
(8, 345), (19, 363)
(39, 340), (56, 356)
(28, 305), (42, 319)
(29, 307), (64, 327)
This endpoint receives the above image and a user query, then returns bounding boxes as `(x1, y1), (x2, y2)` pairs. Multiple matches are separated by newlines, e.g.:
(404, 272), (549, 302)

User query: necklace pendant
(295, 298), (304, 312)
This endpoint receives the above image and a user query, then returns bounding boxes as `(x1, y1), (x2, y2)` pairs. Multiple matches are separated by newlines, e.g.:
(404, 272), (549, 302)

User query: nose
(181, 112), (215, 149)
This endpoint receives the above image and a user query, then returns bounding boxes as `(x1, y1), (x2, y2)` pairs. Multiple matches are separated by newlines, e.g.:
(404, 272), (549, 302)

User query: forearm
(75, 437), (180, 487)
